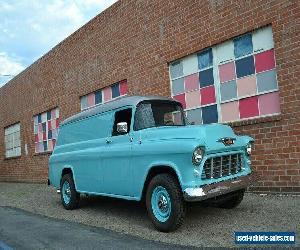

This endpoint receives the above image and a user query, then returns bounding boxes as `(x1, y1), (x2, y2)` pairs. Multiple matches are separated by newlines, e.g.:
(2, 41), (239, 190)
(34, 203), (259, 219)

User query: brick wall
(0, 0), (299, 192)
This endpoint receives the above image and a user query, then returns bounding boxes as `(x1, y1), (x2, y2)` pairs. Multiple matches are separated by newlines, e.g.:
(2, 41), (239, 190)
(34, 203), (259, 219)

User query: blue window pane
(43, 141), (48, 151)
(112, 83), (120, 98)
(234, 33), (253, 58)
(170, 61), (183, 79)
(198, 48), (213, 69)
(42, 122), (46, 132)
(48, 130), (52, 139)
(38, 114), (42, 123)
(202, 105), (218, 124)
(236, 56), (255, 78)
(47, 111), (51, 120)
(95, 90), (102, 104)
(199, 68), (214, 88)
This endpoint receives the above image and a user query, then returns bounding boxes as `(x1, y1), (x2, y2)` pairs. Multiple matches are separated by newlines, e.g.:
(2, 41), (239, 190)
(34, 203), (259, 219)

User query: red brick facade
(0, 0), (299, 192)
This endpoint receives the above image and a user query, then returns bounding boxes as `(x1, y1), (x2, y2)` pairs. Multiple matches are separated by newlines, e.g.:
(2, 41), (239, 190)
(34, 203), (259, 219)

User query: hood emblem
(217, 137), (236, 146)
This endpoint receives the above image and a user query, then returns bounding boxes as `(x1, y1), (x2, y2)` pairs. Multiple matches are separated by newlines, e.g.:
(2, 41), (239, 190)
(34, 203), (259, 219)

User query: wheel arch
(60, 166), (77, 190)
(141, 164), (182, 201)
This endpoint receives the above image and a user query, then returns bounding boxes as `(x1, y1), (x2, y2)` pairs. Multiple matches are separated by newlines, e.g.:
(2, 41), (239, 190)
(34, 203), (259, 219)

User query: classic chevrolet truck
(49, 96), (254, 232)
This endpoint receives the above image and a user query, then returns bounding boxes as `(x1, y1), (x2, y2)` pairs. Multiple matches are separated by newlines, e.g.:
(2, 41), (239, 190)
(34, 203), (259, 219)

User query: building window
(169, 26), (280, 124)
(34, 107), (59, 153)
(4, 123), (21, 158)
(80, 79), (128, 110)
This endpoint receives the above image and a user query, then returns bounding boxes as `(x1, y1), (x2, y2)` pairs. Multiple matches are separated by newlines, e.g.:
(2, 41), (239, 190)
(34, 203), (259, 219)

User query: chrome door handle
(106, 139), (112, 144)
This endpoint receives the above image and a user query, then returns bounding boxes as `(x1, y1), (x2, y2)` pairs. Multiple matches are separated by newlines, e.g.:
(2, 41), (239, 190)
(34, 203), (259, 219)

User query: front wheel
(146, 174), (186, 232)
(60, 173), (80, 210)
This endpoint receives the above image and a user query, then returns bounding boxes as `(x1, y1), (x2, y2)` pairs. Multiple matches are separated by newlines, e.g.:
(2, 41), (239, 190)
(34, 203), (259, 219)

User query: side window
(112, 108), (132, 136)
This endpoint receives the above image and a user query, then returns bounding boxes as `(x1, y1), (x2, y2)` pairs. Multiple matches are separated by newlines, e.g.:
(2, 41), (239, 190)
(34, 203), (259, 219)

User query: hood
(141, 124), (253, 153)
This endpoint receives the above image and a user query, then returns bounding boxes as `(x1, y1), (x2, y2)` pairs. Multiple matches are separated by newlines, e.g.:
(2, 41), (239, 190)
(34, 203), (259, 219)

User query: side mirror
(117, 122), (128, 134)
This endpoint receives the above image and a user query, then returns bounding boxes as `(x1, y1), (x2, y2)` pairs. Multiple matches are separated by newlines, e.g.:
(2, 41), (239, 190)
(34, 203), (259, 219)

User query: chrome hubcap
(158, 195), (168, 212)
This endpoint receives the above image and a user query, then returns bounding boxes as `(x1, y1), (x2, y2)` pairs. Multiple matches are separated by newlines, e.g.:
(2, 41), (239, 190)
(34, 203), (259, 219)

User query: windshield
(134, 100), (186, 130)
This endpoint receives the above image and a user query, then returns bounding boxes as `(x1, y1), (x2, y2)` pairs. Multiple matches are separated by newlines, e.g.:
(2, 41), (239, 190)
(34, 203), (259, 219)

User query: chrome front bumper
(183, 174), (254, 202)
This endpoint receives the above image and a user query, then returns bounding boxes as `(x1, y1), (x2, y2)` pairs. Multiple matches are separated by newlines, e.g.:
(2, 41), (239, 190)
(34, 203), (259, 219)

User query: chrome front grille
(201, 154), (243, 180)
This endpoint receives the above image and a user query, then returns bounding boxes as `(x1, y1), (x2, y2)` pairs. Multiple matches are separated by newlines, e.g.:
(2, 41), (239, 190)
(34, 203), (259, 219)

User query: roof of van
(61, 95), (179, 125)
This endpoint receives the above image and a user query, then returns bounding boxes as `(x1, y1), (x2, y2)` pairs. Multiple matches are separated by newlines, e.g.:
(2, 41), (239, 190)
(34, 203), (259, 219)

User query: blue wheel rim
(151, 186), (171, 222)
(62, 181), (71, 204)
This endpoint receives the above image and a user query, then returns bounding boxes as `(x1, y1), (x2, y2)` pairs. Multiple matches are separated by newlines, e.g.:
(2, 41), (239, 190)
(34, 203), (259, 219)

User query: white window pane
(41, 112), (47, 122)
(55, 108), (59, 118)
(253, 26), (274, 53)
(15, 147), (21, 156)
(182, 54), (198, 76)
(215, 40), (234, 64)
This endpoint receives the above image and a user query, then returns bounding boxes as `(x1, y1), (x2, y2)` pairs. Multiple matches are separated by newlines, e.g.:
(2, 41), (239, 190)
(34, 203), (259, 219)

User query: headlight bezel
(192, 146), (205, 166)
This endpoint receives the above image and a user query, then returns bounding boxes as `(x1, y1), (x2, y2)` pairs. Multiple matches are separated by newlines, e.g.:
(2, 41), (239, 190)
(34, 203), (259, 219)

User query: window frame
(4, 122), (21, 159)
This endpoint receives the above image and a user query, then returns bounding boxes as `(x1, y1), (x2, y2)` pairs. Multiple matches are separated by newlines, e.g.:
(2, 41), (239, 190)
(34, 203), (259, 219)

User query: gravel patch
(0, 182), (299, 248)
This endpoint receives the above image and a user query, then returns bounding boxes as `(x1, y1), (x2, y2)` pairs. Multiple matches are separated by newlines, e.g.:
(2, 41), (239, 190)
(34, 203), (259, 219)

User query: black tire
(216, 189), (245, 209)
(146, 173), (186, 232)
(60, 173), (80, 210)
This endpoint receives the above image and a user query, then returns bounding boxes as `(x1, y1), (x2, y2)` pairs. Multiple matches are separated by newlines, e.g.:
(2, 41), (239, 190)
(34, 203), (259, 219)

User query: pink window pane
(120, 80), (128, 95)
(48, 140), (53, 151)
(239, 96), (259, 119)
(201, 86), (216, 105)
(184, 73), (199, 92)
(35, 134), (39, 143)
(185, 90), (201, 109)
(221, 101), (239, 122)
(47, 121), (52, 130)
(173, 93), (186, 109)
(51, 119), (56, 129)
(87, 92), (95, 107)
(237, 75), (257, 97)
(38, 132), (43, 142)
(255, 49), (275, 73)
(103, 87), (112, 102)
(56, 118), (60, 128)
(219, 62), (235, 83)
(51, 109), (56, 119)
(259, 92), (280, 115)
(38, 124), (43, 133)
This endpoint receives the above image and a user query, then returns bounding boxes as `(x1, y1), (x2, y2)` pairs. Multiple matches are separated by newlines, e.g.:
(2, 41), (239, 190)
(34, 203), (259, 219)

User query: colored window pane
(87, 92), (95, 107)
(257, 69), (277, 93)
(43, 141), (48, 151)
(47, 121), (52, 130)
(170, 61), (183, 79)
(237, 75), (257, 97)
(219, 62), (235, 83)
(38, 142), (43, 152)
(38, 114), (42, 123)
(51, 109), (56, 119)
(201, 86), (216, 105)
(182, 54), (198, 76)
(221, 101), (239, 122)
(48, 130), (52, 139)
(34, 116), (38, 125)
(34, 125), (38, 134)
(184, 73), (199, 92)
(42, 122), (46, 132)
(255, 49), (275, 73)
(95, 90), (102, 104)
(103, 87), (112, 102)
(112, 83), (120, 98)
(172, 78), (185, 95)
(81, 95), (88, 110)
(173, 93), (186, 109)
(186, 108), (202, 125)
(120, 80), (128, 95)
(48, 140), (53, 151)
(220, 80), (237, 102)
(258, 92), (280, 115)
(234, 33), (253, 58)
(235, 56), (255, 78)
(202, 105), (218, 124)
(199, 68), (214, 88)
(47, 111), (51, 120)
(198, 48), (213, 69)
(186, 90), (201, 109)
(239, 96), (259, 119)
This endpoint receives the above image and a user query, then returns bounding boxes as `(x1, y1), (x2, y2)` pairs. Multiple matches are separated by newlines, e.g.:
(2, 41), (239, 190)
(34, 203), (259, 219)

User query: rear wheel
(60, 173), (80, 210)
(146, 173), (186, 232)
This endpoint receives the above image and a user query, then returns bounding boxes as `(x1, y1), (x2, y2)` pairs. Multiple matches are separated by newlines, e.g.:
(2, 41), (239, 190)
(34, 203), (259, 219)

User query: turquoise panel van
(49, 96), (254, 232)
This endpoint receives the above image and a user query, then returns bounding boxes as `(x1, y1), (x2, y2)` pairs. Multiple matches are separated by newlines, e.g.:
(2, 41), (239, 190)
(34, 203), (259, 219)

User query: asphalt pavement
(0, 206), (191, 250)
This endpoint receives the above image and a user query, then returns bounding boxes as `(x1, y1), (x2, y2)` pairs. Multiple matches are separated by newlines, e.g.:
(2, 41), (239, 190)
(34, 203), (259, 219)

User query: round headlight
(192, 147), (204, 166)
(246, 143), (252, 156)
